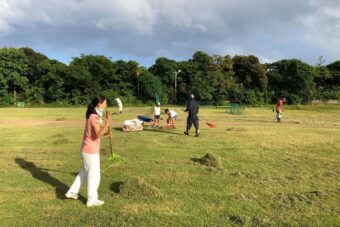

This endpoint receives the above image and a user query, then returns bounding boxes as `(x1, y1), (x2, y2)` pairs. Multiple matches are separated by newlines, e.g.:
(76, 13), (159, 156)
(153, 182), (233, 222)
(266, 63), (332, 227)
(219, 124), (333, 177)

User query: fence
(226, 103), (245, 115)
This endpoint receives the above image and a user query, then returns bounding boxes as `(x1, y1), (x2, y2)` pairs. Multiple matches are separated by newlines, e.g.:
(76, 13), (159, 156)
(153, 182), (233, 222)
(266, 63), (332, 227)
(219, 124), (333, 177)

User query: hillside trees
(0, 47), (339, 106)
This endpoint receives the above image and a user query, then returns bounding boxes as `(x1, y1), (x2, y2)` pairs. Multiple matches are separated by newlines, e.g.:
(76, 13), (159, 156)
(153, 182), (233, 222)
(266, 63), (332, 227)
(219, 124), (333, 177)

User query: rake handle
(109, 134), (113, 155)
(106, 111), (113, 155)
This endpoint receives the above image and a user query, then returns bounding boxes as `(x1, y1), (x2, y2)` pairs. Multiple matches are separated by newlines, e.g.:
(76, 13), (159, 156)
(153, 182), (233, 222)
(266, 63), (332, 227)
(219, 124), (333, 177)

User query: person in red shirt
(65, 95), (112, 207)
(275, 98), (286, 122)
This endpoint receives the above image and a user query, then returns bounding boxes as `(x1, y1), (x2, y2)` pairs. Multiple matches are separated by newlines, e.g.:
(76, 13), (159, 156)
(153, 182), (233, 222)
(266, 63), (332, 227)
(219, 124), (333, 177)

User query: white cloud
(298, 2), (340, 63)
(0, 0), (339, 65)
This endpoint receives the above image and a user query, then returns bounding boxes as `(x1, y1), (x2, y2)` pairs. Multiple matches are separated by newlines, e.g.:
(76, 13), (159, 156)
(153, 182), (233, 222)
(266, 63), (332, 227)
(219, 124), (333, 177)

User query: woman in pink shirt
(65, 95), (112, 207)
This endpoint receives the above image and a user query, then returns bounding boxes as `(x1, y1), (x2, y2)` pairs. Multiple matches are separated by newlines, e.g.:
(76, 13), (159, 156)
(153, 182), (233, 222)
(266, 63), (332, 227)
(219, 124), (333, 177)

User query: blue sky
(0, 0), (339, 67)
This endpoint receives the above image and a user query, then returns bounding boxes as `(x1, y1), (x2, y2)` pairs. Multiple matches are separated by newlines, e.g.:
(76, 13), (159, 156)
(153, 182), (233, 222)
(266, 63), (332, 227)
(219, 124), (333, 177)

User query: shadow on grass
(143, 127), (183, 135)
(112, 127), (123, 132)
(236, 118), (301, 124)
(112, 126), (183, 135)
(190, 157), (202, 164)
(110, 181), (124, 193)
(15, 158), (86, 203)
(39, 168), (78, 176)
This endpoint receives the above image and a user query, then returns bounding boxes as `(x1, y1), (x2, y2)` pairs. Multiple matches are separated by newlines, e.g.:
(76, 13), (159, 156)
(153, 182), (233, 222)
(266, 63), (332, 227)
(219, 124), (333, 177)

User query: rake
(103, 111), (126, 173)
(199, 118), (216, 128)
(180, 109), (216, 128)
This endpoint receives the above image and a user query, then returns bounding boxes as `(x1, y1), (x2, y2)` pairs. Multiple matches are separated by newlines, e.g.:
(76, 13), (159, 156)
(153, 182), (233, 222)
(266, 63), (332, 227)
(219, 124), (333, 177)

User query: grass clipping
(119, 176), (162, 199)
(195, 153), (222, 169)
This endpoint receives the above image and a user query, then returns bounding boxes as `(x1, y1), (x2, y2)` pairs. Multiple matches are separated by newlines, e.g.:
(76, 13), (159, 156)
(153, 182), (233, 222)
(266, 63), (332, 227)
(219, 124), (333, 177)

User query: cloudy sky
(0, 0), (339, 66)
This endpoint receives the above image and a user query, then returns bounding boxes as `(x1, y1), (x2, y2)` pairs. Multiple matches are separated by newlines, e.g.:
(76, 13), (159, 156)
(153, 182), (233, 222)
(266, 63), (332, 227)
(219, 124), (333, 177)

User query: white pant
(68, 152), (101, 203)
(276, 109), (282, 120)
(118, 104), (123, 112)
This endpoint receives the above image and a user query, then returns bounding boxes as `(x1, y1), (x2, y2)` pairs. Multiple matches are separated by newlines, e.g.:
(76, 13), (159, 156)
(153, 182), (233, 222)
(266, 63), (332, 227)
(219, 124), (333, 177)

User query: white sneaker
(86, 200), (105, 207)
(65, 192), (78, 200)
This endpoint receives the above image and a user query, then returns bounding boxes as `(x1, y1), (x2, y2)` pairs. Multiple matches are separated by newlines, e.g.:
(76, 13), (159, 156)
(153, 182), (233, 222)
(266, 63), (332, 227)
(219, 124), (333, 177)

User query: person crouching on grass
(65, 95), (112, 207)
(165, 108), (177, 128)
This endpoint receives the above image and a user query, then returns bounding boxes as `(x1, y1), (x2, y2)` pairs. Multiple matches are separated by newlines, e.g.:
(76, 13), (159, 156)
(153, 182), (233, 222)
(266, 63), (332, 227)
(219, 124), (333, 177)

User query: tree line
(0, 47), (339, 106)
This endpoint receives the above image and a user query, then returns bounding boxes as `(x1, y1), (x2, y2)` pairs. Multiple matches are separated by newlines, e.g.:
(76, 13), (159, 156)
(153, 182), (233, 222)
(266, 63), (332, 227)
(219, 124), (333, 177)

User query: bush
(245, 90), (264, 106)
(0, 93), (14, 106)
(320, 90), (340, 101)
(102, 89), (119, 107)
(288, 94), (302, 104)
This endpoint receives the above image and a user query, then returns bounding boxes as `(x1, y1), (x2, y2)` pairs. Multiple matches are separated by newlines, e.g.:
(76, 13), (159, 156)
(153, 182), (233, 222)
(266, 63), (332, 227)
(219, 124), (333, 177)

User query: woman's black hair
(164, 109), (169, 113)
(86, 95), (107, 119)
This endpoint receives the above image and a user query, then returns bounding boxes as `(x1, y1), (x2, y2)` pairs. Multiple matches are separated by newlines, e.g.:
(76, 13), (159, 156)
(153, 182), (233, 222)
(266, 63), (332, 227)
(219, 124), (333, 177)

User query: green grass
(0, 105), (339, 226)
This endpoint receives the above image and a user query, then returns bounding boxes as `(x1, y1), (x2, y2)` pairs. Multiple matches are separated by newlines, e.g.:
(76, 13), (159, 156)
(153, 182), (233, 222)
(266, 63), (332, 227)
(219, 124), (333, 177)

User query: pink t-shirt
(81, 114), (101, 154)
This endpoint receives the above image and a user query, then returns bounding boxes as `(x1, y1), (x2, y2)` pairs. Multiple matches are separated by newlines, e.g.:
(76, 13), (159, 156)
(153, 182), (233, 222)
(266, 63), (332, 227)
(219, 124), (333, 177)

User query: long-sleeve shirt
(185, 100), (199, 116)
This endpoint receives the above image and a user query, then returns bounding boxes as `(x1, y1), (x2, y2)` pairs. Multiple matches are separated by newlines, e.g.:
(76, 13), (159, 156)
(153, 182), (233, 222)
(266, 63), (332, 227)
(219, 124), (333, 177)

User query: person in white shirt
(153, 102), (161, 127)
(165, 109), (177, 128)
(115, 98), (123, 114)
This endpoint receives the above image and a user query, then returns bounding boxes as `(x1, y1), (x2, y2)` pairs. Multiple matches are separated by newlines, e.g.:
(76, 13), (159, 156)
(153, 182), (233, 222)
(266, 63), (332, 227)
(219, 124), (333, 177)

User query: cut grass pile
(192, 153), (222, 169)
(119, 176), (162, 199)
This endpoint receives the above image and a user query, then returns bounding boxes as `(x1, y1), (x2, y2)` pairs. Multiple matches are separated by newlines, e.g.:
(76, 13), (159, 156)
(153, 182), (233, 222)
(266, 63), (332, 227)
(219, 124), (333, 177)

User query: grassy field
(0, 105), (339, 226)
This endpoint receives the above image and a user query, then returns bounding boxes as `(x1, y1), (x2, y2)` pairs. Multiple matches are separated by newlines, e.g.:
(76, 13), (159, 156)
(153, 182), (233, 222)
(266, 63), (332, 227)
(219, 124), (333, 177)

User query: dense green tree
(233, 55), (268, 91)
(0, 74), (10, 105)
(190, 71), (214, 102)
(267, 59), (315, 104)
(180, 53), (241, 105)
(20, 47), (48, 83)
(314, 66), (332, 88)
(192, 51), (213, 71)
(36, 60), (68, 102)
(114, 60), (138, 96)
(138, 69), (163, 103)
(211, 55), (233, 73)
(1, 47), (339, 106)
(326, 60), (340, 85)
(149, 57), (178, 103)
(0, 48), (29, 105)
(67, 55), (117, 104)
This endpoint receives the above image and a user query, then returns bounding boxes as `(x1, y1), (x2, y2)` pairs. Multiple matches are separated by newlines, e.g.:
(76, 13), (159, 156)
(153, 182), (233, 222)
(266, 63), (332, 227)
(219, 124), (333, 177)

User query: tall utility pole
(174, 70), (181, 103)
(136, 70), (140, 96)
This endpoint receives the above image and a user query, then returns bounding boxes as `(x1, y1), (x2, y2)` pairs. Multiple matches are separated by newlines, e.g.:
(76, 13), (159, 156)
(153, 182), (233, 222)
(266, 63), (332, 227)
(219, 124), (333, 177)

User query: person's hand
(108, 131), (112, 138)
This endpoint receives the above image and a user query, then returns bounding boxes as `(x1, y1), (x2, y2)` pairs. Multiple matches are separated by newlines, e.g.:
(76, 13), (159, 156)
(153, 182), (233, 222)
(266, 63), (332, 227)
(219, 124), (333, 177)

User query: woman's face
(97, 99), (107, 109)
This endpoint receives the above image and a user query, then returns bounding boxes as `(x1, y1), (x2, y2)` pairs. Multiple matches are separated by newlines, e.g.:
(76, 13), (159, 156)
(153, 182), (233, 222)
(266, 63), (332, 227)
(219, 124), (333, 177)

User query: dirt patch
(119, 176), (162, 199)
(226, 127), (248, 132)
(0, 119), (83, 128)
(55, 117), (66, 121)
(191, 153), (222, 169)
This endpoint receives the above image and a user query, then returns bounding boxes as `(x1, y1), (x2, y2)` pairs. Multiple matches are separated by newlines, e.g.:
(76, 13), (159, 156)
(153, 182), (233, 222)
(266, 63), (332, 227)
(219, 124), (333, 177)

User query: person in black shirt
(184, 94), (200, 137)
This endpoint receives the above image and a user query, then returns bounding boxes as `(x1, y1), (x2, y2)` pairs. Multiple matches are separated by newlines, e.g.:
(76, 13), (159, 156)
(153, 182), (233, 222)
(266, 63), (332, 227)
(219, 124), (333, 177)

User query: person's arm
(92, 115), (112, 139)
(184, 101), (189, 112)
